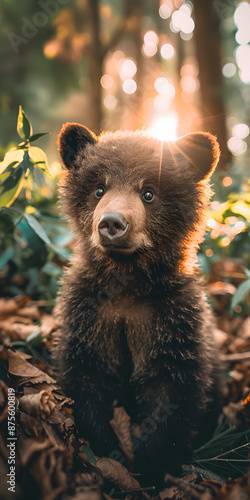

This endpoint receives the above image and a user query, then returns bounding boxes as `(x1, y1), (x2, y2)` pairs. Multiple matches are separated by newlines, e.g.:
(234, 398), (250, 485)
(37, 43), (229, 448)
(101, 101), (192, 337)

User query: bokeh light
(180, 62), (199, 78)
(227, 136), (247, 155)
(112, 50), (125, 64)
(211, 201), (220, 210)
(142, 30), (159, 58)
(222, 176), (233, 187)
(144, 30), (159, 46)
(235, 30), (250, 45)
(234, 2), (250, 44)
(232, 123), (249, 139)
(235, 220), (246, 231)
(222, 62), (236, 78)
(206, 249), (214, 257)
(159, 3), (172, 19)
(240, 68), (250, 84)
(221, 237), (231, 247)
(104, 95), (117, 109)
(160, 43), (175, 60)
(119, 59), (137, 81)
(100, 74), (114, 89)
(234, 305), (243, 313)
(181, 76), (199, 93)
(235, 44), (250, 70)
(122, 79), (137, 94)
(207, 218), (217, 229)
(154, 77), (175, 99)
(171, 4), (195, 35)
(142, 43), (158, 57)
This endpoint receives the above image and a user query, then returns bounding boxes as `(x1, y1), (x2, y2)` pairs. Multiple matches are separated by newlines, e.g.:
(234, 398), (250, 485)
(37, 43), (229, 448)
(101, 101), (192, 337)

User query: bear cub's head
(58, 124), (220, 272)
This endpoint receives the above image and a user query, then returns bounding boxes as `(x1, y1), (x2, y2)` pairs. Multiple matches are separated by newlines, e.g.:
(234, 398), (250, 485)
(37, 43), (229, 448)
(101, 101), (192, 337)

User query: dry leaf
(40, 313), (59, 337)
(238, 317), (250, 339)
(16, 305), (40, 321)
(96, 457), (141, 490)
(0, 296), (30, 318)
(110, 407), (134, 463)
(0, 380), (9, 423)
(7, 349), (56, 384)
(19, 390), (57, 419)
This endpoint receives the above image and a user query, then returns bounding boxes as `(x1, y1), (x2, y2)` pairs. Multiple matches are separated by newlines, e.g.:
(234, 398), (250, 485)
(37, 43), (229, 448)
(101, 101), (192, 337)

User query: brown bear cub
(55, 124), (221, 483)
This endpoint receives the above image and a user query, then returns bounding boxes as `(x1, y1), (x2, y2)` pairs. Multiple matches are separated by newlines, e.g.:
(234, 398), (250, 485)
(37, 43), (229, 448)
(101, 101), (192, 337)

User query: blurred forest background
(0, 0), (250, 309)
(0, 2), (250, 499)
(1, 0), (250, 162)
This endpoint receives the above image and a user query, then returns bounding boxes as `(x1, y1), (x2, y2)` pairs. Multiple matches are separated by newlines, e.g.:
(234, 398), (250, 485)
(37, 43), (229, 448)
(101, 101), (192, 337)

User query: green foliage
(82, 444), (97, 466)
(192, 416), (250, 481)
(0, 106), (50, 208)
(1, 107), (249, 315)
(199, 168), (250, 314)
(0, 107), (73, 306)
(231, 270), (250, 313)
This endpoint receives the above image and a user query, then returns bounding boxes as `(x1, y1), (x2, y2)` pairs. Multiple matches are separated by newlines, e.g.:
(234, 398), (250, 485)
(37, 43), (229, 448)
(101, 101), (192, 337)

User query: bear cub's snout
(98, 212), (129, 247)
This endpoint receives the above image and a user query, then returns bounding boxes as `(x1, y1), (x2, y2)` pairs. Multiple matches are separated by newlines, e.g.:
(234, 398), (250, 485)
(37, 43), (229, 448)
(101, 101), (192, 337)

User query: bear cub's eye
(142, 189), (154, 203)
(95, 186), (105, 199)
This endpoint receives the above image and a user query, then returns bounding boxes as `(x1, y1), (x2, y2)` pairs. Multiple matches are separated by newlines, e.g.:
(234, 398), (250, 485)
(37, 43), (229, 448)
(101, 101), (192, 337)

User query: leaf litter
(0, 269), (249, 500)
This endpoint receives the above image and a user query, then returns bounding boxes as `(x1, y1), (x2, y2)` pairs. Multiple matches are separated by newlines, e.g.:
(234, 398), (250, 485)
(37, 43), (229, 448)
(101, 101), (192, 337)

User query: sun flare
(147, 113), (178, 142)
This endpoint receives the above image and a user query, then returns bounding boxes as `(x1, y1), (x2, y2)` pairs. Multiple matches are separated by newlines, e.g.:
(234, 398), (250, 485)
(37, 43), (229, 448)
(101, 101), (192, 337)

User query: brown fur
(55, 124), (221, 484)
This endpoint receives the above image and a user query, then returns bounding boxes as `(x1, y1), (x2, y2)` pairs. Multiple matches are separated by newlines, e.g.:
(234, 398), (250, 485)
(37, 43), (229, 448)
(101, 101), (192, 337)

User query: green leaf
(26, 328), (43, 346)
(0, 150), (36, 209)
(0, 148), (24, 174)
(17, 218), (48, 265)
(0, 246), (14, 269)
(22, 150), (35, 176)
(42, 262), (63, 278)
(244, 268), (250, 279)
(29, 146), (51, 176)
(82, 444), (97, 465)
(23, 213), (68, 260)
(231, 279), (250, 311)
(0, 162), (19, 181)
(17, 106), (33, 140)
(0, 211), (15, 236)
(29, 133), (49, 142)
(0, 164), (24, 208)
(193, 424), (250, 481)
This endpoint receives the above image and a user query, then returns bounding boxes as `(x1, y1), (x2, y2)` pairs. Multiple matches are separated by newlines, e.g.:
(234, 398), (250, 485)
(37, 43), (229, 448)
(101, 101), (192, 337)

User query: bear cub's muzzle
(98, 211), (129, 248)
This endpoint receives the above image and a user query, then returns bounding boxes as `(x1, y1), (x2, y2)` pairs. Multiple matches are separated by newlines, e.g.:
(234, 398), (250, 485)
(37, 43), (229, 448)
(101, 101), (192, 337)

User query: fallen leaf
(96, 457), (141, 490)
(16, 305), (40, 321)
(19, 390), (57, 419)
(7, 349), (56, 384)
(0, 296), (30, 318)
(40, 313), (59, 337)
(110, 407), (134, 463)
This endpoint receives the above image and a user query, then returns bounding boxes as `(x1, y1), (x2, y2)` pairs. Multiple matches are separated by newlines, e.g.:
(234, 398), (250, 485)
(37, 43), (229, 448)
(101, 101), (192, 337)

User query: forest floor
(0, 258), (249, 500)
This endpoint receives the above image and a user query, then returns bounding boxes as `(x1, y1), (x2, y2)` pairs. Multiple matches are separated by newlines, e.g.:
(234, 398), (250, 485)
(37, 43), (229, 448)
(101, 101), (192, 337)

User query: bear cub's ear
(172, 132), (220, 182)
(58, 123), (97, 170)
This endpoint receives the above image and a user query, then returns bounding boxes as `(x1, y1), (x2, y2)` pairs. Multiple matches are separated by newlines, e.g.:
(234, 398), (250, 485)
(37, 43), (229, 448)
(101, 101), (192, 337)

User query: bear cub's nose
(98, 212), (128, 246)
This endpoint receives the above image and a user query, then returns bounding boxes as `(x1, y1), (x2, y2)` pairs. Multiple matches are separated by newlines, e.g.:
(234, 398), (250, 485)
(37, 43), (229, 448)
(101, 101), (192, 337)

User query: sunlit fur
(58, 128), (220, 276)
(55, 124), (221, 483)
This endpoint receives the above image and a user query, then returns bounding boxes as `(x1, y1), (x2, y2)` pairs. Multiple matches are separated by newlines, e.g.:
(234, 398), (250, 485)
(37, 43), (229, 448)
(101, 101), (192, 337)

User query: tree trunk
(86, 0), (103, 133)
(192, 0), (231, 169)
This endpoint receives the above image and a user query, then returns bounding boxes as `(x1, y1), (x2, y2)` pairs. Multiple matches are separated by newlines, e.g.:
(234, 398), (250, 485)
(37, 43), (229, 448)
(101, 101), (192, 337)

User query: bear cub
(55, 124), (221, 482)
